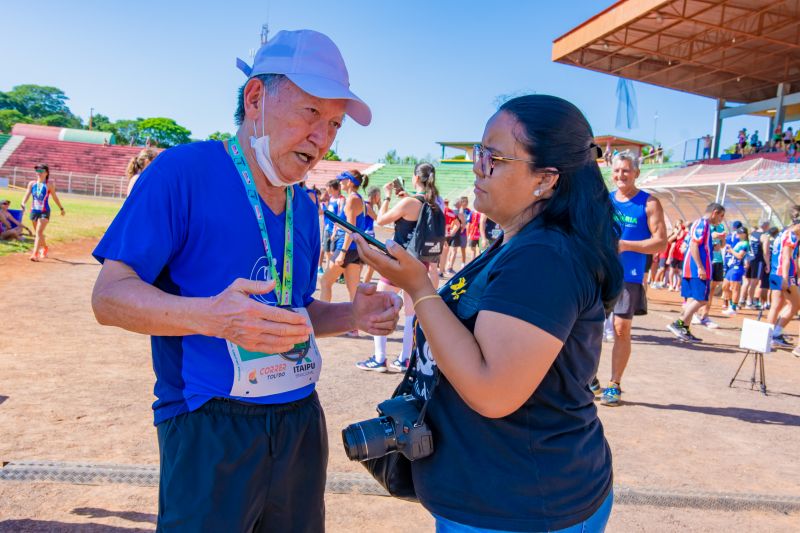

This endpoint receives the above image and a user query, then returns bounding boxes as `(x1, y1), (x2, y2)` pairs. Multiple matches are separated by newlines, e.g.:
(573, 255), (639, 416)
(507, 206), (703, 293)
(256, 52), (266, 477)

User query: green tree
(207, 131), (232, 141)
(138, 117), (191, 147)
(107, 119), (142, 145)
(380, 149), (400, 164)
(36, 113), (82, 128)
(89, 113), (112, 131)
(323, 149), (341, 161)
(5, 84), (71, 118)
(0, 109), (30, 132)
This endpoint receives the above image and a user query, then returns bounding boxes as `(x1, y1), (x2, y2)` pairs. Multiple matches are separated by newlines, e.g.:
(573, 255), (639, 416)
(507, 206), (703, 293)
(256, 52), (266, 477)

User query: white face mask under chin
(248, 92), (307, 187)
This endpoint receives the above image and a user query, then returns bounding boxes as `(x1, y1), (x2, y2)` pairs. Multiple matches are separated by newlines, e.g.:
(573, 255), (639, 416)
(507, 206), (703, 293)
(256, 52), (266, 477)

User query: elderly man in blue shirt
(91, 30), (401, 531)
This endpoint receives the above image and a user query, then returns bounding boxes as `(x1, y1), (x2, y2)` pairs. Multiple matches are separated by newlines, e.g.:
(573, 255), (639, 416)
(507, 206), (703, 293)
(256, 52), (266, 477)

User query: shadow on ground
(72, 508), (156, 524)
(625, 401), (800, 426)
(0, 520), (152, 532)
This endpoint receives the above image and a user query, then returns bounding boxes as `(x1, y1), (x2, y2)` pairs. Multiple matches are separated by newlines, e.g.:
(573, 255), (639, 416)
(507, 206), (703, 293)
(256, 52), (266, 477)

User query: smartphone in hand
(323, 210), (391, 256)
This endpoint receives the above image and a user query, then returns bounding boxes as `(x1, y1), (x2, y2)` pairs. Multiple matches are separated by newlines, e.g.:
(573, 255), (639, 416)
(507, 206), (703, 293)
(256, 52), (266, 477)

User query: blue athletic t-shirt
(611, 190), (651, 283)
(410, 217), (612, 531)
(93, 141), (321, 425)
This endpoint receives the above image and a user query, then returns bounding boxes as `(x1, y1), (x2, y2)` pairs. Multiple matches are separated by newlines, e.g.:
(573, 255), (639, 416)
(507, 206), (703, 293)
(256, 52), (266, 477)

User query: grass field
(0, 188), (121, 257)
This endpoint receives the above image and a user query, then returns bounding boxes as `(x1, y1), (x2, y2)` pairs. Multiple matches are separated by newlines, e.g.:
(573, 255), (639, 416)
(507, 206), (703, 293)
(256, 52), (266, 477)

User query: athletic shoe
(601, 383), (621, 406)
(355, 356), (388, 373)
(604, 332), (615, 343)
(690, 315), (718, 327)
(685, 330), (703, 343)
(792, 346), (800, 358)
(39, 246), (48, 259)
(589, 377), (603, 398)
(667, 320), (691, 342)
(390, 358), (409, 371)
(771, 335), (792, 349)
(721, 307), (737, 316)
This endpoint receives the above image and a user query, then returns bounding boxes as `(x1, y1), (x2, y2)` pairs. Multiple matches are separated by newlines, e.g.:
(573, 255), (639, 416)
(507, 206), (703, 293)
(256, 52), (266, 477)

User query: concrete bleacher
(303, 160), (376, 190)
(366, 163), (476, 201)
(0, 137), (145, 179)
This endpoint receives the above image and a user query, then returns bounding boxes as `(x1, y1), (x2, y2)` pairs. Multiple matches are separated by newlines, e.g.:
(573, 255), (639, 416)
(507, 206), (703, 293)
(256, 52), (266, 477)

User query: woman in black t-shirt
(354, 95), (623, 532)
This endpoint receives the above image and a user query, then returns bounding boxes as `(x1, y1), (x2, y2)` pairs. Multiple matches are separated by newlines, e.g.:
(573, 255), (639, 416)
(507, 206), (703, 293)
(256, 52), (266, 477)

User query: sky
(2, 0), (789, 162)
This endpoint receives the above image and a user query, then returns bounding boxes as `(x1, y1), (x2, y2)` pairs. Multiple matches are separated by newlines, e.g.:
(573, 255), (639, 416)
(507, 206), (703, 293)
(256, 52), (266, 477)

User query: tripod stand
(729, 350), (767, 395)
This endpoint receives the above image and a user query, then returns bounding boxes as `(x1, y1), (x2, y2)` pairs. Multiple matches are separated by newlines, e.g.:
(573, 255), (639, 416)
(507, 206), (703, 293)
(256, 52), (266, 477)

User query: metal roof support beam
(775, 82), (786, 130)
(718, 88), (800, 119)
(712, 99), (724, 158)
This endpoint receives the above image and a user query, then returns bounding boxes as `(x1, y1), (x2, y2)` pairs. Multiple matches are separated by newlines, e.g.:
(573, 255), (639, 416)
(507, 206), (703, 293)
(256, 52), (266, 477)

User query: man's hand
(352, 283), (402, 336)
(697, 267), (708, 281)
(205, 278), (312, 354)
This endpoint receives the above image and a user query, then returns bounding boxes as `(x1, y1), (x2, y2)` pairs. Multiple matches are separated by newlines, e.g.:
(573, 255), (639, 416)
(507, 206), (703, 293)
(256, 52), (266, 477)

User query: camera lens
(341, 416), (396, 461)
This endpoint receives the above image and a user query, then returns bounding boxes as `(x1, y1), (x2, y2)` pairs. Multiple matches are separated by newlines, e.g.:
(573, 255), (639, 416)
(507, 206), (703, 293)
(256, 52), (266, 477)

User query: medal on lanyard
(227, 137), (309, 361)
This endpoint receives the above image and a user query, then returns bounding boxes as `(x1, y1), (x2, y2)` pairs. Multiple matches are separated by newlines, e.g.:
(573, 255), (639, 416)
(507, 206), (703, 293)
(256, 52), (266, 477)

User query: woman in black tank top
(354, 163), (442, 373)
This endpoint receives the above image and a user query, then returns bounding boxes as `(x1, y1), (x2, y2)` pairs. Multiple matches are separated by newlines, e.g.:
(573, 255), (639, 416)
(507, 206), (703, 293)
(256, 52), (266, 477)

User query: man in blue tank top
(599, 151), (666, 406)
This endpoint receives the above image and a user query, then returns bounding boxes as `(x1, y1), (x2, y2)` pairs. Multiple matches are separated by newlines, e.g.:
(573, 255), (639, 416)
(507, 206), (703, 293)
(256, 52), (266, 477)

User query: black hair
(234, 74), (287, 126)
(499, 95), (623, 309)
(705, 202), (725, 214)
(413, 162), (439, 207)
(326, 178), (341, 191)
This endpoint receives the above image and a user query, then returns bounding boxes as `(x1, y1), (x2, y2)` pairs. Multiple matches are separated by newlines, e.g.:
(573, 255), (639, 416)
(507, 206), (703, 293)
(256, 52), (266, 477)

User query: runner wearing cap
(21, 163), (65, 261)
(91, 30), (401, 531)
(597, 151), (666, 407)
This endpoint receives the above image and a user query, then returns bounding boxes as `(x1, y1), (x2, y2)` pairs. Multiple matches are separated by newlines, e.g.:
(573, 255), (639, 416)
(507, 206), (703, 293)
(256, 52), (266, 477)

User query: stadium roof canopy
(553, 0), (800, 103)
(553, 0), (800, 155)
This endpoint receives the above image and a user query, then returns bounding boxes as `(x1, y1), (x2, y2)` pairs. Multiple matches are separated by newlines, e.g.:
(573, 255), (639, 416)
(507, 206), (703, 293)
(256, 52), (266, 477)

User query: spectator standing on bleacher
(21, 163), (65, 261)
(0, 199), (24, 241)
(702, 134), (712, 159)
(125, 149), (158, 196)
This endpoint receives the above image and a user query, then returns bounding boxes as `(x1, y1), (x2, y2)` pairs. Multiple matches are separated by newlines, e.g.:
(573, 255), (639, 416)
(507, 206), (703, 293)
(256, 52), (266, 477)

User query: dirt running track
(1, 239), (799, 531)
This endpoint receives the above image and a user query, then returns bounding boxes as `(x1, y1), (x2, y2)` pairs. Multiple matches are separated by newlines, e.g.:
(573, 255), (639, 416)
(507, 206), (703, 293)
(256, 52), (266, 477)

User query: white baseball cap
(237, 29), (372, 126)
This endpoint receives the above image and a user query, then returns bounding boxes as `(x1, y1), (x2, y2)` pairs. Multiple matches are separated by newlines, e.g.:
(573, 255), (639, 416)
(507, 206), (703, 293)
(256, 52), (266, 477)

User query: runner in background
(361, 186), (381, 283)
(21, 163), (66, 261)
(439, 199), (455, 278)
(597, 151), (666, 407)
(322, 179), (345, 270)
(667, 220), (687, 292)
(466, 208), (482, 262)
(721, 227), (750, 316)
(766, 206), (800, 349)
(742, 219), (771, 308)
(319, 170), (369, 307)
(692, 221), (729, 329)
(668, 203), (726, 343)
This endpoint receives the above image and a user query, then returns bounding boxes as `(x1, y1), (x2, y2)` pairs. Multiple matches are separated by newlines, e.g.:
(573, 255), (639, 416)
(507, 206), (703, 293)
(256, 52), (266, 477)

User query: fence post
(94, 174), (99, 196)
(120, 176), (124, 198)
(68, 172), (73, 193)
(12, 166), (17, 187)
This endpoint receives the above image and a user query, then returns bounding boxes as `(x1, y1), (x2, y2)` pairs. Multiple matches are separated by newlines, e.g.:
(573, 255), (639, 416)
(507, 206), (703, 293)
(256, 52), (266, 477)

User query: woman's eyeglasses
(472, 144), (558, 177)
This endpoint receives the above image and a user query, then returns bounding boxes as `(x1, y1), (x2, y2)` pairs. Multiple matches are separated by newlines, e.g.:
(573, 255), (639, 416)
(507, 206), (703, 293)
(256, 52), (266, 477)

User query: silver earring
(534, 188), (542, 197)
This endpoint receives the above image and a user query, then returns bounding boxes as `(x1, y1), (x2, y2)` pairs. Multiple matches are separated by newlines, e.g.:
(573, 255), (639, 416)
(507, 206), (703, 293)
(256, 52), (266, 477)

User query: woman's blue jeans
(433, 490), (613, 533)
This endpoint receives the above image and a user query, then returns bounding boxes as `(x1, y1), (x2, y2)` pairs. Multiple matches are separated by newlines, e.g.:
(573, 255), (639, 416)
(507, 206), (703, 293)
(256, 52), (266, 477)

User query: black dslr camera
(342, 394), (434, 462)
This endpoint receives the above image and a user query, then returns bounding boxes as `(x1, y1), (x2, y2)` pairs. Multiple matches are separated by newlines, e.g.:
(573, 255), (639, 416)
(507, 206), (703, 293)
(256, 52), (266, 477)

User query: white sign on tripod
(739, 319), (774, 354)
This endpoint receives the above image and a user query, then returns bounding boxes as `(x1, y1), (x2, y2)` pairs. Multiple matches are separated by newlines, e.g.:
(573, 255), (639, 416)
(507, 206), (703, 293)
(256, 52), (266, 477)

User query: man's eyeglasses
(473, 144), (557, 177)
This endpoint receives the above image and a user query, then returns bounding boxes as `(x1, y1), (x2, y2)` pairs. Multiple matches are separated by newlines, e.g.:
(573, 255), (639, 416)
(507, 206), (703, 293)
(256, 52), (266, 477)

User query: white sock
(374, 335), (387, 363)
(604, 314), (614, 335)
(399, 315), (416, 362)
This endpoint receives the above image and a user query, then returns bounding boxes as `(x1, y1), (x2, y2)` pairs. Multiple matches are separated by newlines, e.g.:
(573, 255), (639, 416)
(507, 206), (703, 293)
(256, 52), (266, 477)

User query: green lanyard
(227, 137), (294, 306)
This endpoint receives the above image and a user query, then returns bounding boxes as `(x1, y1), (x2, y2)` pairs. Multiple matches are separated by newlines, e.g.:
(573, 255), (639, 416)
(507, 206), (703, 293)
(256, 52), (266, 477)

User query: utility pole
(653, 110), (659, 146)
(89, 107), (94, 130)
